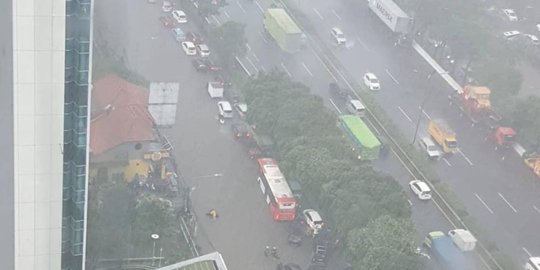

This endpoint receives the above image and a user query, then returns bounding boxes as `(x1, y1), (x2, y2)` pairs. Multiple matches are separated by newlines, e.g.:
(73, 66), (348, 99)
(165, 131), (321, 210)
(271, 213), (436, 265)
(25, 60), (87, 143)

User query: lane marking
(223, 10), (230, 18)
(212, 15), (221, 26)
(385, 69), (400, 84)
(397, 106), (412, 122)
(534, 205), (540, 215)
(246, 43), (251, 51)
(245, 56), (259, 73)
(301, 62), (314, 77)
(254, 0), (264, 13)
(235, 56), (251, 76)
(457, 149), (474, 166)
(313, 8), (324, 19)
(421, 108), (431, 120)
(259, 32), (268, 43)
(281, 62), (292, 77)
(236, 0), (246, 13)
(442, 157), (452, 167)
(313, 51), (338, 82)
(474, 193), (494, 214)
(329, 98), (342, 114)
(332, 9), (342, 21)
(498, 192), (517, 213)
(356, 35), (369, 50)
(252, 53), (260, 63)
(204, 16), (212, 24)
(407, 199), (413, 206)
(523, 247), (532, 257)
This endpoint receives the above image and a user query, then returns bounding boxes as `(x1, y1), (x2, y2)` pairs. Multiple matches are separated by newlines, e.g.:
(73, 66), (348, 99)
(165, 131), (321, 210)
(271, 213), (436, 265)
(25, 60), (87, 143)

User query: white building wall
(13, 0), (65, 269)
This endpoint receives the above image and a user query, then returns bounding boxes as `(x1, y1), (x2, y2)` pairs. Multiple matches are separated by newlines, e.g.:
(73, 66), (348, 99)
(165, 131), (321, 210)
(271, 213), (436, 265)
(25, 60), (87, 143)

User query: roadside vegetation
(241, 72), (425, 269)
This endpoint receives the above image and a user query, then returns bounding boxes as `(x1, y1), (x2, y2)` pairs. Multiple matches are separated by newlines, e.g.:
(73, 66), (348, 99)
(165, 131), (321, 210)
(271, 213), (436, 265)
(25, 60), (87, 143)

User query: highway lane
(292, 0), (540, 261)
(94, 1), (317, 269)
(212, 0), (483, 264)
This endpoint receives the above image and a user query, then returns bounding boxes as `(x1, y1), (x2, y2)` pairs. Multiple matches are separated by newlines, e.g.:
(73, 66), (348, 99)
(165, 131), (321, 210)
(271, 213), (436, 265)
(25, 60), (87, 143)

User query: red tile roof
(90, 75), (156, 155)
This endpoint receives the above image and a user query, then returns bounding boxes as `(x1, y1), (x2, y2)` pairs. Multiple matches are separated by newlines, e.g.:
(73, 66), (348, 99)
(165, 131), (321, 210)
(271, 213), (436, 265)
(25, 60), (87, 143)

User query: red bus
(257, 158), (297, 221)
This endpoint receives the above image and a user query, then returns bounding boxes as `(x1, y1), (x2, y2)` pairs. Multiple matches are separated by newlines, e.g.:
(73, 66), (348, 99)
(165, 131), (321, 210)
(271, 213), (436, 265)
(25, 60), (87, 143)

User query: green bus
(339, 115), (381, 160)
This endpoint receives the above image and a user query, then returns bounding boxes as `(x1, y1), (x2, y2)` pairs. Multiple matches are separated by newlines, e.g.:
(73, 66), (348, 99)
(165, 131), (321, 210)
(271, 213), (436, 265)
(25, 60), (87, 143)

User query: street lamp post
(151, 233), (160, 266)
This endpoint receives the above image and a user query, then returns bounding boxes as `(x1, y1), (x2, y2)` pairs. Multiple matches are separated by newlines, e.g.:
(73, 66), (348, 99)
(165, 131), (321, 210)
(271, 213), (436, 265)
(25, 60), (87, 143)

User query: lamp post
(411, 71), (448, 145)
(151, 233), (160, 266)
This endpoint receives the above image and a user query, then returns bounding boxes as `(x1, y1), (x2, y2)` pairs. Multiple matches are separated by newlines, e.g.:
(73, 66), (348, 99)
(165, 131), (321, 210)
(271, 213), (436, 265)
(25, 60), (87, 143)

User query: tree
(208, 21), (247, 67)
(347, 215), (421, 270)
(511, 96), (540, 148)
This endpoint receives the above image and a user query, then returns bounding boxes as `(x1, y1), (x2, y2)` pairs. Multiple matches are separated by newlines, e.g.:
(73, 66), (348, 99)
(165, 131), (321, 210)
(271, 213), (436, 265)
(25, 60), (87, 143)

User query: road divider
(329, 98), (341, 114)
(475, 193), (494, 214)
(235, 56), (251, 76)
(498, 193), (517, 213)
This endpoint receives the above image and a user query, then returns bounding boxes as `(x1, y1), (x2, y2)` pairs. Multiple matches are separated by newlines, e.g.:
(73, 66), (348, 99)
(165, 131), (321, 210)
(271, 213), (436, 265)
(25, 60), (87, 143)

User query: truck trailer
(339, 115), (381, 160)
(367, 0), (412, 34)
(424, 231), (475, 270)
(263, 8), (304, 53)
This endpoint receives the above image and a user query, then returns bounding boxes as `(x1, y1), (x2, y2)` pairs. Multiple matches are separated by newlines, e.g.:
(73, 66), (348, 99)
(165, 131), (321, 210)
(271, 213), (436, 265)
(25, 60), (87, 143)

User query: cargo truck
(424, 231), (475, 270)
(263, 8), (304, 53)
(428, 119), (457, 154)
(338, 115), (381, 160)
(367, 0), (412, 46)
(448, 85), (504, 129)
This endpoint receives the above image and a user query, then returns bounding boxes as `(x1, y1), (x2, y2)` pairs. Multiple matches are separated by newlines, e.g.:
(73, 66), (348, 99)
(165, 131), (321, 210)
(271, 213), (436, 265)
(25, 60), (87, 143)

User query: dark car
(231, 123), (252, 140)
(311, 245), (328, 266)
(202, 59), (222, 71)
(159, 15), (175, 28)
(186, 31), (204, 44)
(192, 58), (207, 71)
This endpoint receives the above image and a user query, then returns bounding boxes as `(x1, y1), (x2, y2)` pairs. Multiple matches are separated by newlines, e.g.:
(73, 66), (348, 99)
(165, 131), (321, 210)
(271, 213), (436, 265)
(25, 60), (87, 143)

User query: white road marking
(474, 193), (494, 214)
(356, 35), (369, 50)
(259, 65), (266, 72)
(397, 106), (412, 122)
(254, 0), (264, 13)
(332, 9), (342, 21)
(259, 32), (269, 43)
(204, 16), (212, 24)
(236, 0), (246, 13)
(301, 62), (314, 77)
(235, 56), (251, 76)
(246, 56), (259, 73)
(457, 149), (474, 166)
(313, 8), (324, 19)
(498, 192), (517, 213)
(252, 53), (260, 63)
(385, 69), (400, 85)
(246, 43), (251, 51)
(523, 247), (532, 257)
(314, 52), (338, 82)
(223, 10), (230, 18)
(329, 98), (342, 114)
(442, 157), (452, 167)
(534, 205), (540, 215)
(281, 62), (292, 77)
(407, 199), (413, 206)
(212, 15), (221, 25)
(421, 108), (431, 120)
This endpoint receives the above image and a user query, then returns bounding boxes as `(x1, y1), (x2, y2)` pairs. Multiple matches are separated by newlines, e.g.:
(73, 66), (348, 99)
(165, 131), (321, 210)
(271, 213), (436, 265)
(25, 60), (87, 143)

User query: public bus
(256, 158), (297, 221)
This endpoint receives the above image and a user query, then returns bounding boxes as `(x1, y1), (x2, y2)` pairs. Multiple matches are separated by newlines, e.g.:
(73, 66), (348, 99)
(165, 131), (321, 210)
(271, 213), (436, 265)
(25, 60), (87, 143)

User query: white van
(346, 99), (366, 117)
(207, 82), (224, 98)
(418, 137), (440, 159)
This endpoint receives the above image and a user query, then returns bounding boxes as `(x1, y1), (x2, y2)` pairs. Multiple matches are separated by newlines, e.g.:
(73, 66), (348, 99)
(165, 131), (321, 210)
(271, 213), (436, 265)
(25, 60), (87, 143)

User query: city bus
(256, 158), (297, 221)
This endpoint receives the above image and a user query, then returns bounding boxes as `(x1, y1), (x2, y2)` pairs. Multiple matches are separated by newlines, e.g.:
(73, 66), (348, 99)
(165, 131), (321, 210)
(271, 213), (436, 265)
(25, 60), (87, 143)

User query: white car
(234, 102), (247, 119)
(503, 30), (520, 39)
(363, 73), (380, 91)
(418, 137), (440, 159)
(302, 209), (323, 235)
(196, 43), (210, 57)
(217, 101), (233, 119)
(172, 10), (187, 23)
(524, 34), (540, 45)
(162, 1), (172, 12)
(409, 180), (432, 200)
(181, 41), (197, 55)
(330, 27), (346, 45)
(502, 9), (518, 21)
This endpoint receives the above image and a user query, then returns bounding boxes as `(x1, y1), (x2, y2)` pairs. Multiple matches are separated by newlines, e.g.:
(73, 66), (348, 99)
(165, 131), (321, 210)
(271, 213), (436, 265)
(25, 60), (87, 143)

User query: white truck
(448, 229), (477, 252)
(207, 82), (224, 98)
(368, 0), (412, 34)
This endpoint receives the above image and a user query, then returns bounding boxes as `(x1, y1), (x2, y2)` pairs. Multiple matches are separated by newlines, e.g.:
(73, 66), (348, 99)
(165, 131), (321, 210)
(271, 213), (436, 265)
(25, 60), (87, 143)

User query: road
(207, 0), (540, 265)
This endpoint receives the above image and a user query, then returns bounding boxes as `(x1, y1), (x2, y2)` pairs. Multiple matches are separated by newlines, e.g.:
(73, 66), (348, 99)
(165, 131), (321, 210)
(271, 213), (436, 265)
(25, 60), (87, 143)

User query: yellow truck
(428, 119), (457, 154)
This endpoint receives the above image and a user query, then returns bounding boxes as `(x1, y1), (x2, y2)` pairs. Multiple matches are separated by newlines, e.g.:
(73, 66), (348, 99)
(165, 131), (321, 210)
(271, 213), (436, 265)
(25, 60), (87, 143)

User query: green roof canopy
(340, 115), (381, 148)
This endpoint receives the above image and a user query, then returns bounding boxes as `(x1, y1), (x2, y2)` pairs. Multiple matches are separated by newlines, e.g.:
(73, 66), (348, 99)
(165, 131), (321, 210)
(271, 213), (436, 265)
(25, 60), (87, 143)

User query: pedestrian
(271, 246), (279, 259)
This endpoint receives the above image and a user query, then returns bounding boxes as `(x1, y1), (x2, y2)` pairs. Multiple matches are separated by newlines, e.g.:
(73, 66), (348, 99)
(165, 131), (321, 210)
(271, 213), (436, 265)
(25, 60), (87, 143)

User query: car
(231, 122), (252, 139)
(171, 10), (187, 23)
(503, 30), (520, 40)
(159, 15), (175, 28)
(162, 0), (173, 12)
(218, 101), (233, 119)
(409, 180), (432, 200)
(330, 27), (346, 45)
(502, 9), (518, 21)
(181, 41), (197, 55)
(186, 31), (204, 44)
(302, 209), (323, 235)
(363, 72), (380, 91)
(418, 137), (440, 159)
(524, 34), (540, 45)
(311, 245), (328, 266)
(192, 58), (208, 71)
(171, 27), (185, 42)
(196, 43), (210, 57)
(234, 102), (247, 119)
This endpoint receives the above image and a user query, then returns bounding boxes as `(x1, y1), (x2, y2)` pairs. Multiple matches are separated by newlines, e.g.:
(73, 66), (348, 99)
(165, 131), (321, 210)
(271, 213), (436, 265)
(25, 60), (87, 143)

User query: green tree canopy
(208, 21), (247, 67)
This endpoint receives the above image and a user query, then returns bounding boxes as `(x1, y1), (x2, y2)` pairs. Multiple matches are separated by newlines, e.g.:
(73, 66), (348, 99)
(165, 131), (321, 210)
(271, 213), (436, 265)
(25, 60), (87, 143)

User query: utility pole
(411, 71), (447, 145)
